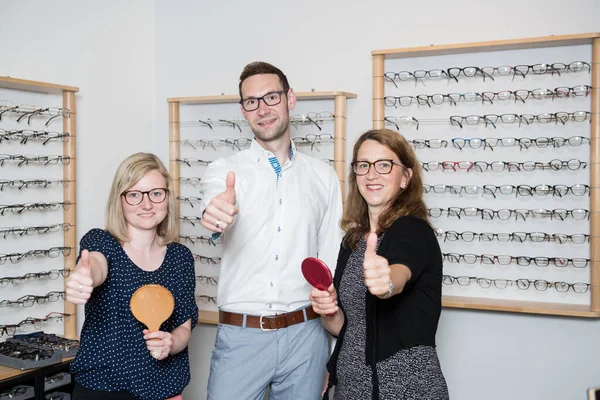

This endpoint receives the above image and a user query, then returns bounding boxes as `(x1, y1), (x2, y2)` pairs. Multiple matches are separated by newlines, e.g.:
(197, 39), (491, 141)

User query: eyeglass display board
(372, 32), (600, 317)
(167, 91), (356, 324)
(0, 77), (78, 381)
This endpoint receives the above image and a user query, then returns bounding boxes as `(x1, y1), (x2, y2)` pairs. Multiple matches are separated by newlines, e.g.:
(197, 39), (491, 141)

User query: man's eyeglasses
(351, 159), (404, 176)
(122, 188), (168, 206)
(239, 89), (289, 112)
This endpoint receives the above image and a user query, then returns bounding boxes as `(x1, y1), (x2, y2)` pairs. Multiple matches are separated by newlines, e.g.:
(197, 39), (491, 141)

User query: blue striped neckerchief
(267, 143), (295, 184)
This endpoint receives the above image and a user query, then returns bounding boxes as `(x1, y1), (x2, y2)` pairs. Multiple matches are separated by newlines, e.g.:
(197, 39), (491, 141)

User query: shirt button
(279, 199), (282, 205)
(277, 226), (281, 232)
(270, 282), (274, 287)
(268, 303), (272, 308)
(275, 255), (279, 261)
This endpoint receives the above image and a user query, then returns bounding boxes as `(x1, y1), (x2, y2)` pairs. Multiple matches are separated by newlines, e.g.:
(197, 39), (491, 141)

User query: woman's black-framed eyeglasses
(351, 159), (405, 176)
(239, 89), (289, 112)
(122, 188), (168, 206)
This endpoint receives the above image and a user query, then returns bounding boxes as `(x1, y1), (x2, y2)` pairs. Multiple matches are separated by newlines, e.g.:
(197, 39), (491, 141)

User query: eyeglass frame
(239, 89), (290, 112)
(351, 159), (406, 176)
(121, 188), (169, 206)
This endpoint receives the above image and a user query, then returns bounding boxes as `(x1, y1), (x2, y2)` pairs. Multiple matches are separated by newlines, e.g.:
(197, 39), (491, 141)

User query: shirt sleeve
(316, 168), (344, 275)
(384, 216), (433, 288)
(77, 228), (111, 264)
(167, 245), (199, 330)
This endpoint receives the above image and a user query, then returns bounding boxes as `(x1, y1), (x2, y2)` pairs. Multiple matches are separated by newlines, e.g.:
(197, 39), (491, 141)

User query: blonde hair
(341, 129), (429, 249)
(105, 153), (179, 244)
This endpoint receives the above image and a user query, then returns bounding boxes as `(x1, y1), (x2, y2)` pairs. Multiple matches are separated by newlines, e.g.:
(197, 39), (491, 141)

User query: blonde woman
(66, 153), (197, 400)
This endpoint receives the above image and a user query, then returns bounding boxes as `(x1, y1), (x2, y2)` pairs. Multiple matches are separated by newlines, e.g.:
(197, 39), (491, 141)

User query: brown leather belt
(219, 306), (320, 331)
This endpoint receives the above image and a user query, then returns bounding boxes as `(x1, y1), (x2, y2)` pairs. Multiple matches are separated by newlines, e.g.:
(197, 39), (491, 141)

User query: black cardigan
(324, 215), (443, 400)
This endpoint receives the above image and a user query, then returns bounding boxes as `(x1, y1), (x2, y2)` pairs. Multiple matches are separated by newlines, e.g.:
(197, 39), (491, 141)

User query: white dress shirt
(200, 140), (344, 315)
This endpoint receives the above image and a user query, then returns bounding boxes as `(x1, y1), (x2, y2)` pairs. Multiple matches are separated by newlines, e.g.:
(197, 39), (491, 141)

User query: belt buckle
(259, 314), (277, 332)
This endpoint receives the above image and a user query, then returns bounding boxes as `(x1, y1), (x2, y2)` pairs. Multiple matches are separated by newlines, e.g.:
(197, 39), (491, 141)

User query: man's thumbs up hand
(200, 171), (239, 233)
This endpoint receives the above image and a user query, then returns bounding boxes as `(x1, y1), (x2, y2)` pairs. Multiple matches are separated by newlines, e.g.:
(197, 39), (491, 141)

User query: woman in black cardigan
(310, 129), (449, 400)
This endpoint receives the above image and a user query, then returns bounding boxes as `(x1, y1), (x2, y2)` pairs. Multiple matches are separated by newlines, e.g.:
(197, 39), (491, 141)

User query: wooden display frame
(372, 32), (600, 317)
(168, 91), (356, 324)
(0, 77), (78, 382)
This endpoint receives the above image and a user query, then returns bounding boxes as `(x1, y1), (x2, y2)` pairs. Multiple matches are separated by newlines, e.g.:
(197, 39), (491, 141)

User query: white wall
(153, 1), (600, 400)
(0, 0), (155, 331)
(0, 0), (156, 242)
(2, 1), (600, 399)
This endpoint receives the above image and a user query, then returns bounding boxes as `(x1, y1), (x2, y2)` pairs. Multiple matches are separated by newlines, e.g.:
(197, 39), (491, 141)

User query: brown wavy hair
(341, 129), (429, 249)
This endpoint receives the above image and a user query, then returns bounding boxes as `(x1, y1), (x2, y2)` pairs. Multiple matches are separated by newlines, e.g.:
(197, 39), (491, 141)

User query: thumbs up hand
(223, 171), (236, 205)
(201, 171), (239, 233)
(363, 232), (392, 298)
(66, 250), (95, 304)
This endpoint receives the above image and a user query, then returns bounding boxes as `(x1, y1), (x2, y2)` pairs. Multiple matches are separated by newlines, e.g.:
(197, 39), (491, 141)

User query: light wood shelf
(168, 91), (356, 203)
(194, 298), (600, 326)
(372, 32), (600, 59)
(170, 90), (356, 321)
(0, 78), (79, 339)
(197, 310), (219, 325)
(373, 33), (600, 317)
(443, 296), (600, 318)
(0, 76), (79, 94)
(168, 91), (357, 104)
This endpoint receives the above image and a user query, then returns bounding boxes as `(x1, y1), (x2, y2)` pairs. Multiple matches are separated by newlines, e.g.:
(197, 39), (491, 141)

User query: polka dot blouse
(70, 229), (199, 400)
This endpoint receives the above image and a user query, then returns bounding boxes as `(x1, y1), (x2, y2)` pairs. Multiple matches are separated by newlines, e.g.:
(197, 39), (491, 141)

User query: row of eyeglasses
(384, 60), (591, 86)
(180, 134), (335, 152)
(0, 342), (54, 361)
(0, 247), (72, 265)
(192, 253), (221, 265)
(0, 179), (71, 190)
(196, 275), (218, 285)
(383, 111), (591, 130)
(180, 235), (220, 246)
(420, 159), (586, 172)
(0, 291), (65, 308)
(443, 275), (590, 293)
(423, 183), (589, 197)
(408, 136), (589, 150)
(435, 230), (589, 244)
(427, 207), (589, 221)
(0, 129), (70, 145)
(0, 270), (71, 285)
(0, 102), (71, 126)
(0, 201), (72, 215)
(191, 112), (334, 132)
(0, 154), (71, 166)
(384, 85), (592, 107)
(0, 313), (73, 337)
(0, 223), (71, 238)
(442, 253), (589, 268)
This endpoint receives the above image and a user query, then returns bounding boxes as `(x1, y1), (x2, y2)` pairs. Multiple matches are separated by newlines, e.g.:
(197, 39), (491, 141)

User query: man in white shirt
(200, 62), (343, 399)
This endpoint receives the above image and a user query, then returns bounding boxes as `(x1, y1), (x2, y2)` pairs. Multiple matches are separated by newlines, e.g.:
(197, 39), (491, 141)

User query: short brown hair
(238, 61), (290, 98)
(341, 129), (429, 249)
(105, 153), (179, 244)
